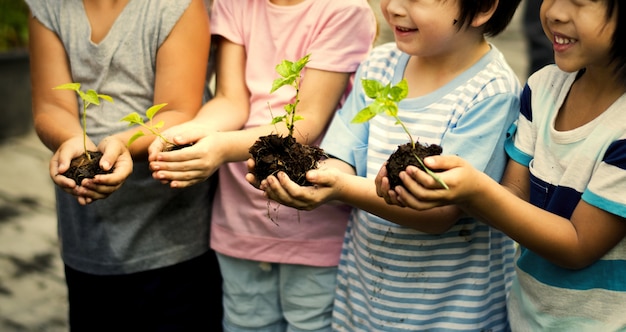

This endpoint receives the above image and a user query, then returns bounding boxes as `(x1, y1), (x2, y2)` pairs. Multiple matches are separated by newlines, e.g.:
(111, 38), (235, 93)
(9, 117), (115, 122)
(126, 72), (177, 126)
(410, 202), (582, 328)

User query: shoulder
(357, 43), (405, 84)
(24, 0), (66, 32)
(311, 0), (373, 14)
(527, 65), (573, 91)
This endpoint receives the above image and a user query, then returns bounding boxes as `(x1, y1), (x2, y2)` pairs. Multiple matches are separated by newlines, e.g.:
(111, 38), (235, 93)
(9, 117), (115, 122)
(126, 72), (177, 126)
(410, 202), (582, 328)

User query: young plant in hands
(121, 103), (190, 151)
(352, 78), (448, 189)
(53, 83), (114, 185)
(249, 53), (326, 186)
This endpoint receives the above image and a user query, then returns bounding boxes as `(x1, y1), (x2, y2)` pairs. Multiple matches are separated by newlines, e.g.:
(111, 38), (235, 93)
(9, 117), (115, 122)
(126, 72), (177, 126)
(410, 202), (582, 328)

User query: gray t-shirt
(26, 0), (212, 275)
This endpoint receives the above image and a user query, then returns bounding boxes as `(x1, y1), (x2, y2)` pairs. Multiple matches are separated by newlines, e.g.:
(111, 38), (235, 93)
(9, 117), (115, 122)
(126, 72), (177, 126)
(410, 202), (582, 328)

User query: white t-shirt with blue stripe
(506, 65), (626, 330)
(321, 43), (520, 331)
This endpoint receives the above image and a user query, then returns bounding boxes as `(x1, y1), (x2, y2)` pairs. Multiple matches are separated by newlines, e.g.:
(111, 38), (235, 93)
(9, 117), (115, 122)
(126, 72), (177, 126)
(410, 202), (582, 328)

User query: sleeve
(320, 63), (370, 172)
(506, 83), (535, 167)
(210, 0), (243, 45)
(583, 138), (626, 219)
(156, 0), (192, 47)
(24, 0), (60, 33)
(440, 91), (520, 177)
(306, 2), (377, 73)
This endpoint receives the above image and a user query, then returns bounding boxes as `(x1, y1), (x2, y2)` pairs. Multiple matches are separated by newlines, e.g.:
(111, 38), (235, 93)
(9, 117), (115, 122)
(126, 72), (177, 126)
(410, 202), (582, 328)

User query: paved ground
(0, 5), (528, 332)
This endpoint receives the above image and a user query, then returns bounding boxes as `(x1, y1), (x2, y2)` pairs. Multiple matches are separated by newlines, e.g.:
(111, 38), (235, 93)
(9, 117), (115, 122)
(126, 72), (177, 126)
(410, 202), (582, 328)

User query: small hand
(149, 122), (220, 188)
(391, 155), (474, 210)
(374, 162), (405, 207)
(50, 136), (97, 204)
(258, 165), (343, 211)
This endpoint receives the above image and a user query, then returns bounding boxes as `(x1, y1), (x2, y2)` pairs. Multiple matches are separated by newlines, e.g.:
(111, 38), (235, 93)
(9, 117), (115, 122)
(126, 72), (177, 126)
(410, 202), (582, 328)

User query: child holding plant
(247, 0), (522, 330)
(147, 0), (376, 330)
(26, 0), (223, 330)
(376, 0), (626, 330)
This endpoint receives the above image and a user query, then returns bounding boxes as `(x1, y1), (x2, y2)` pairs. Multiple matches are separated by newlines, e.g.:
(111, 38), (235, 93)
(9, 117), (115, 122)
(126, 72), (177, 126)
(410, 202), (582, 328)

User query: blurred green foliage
(0, 0), (30, 51)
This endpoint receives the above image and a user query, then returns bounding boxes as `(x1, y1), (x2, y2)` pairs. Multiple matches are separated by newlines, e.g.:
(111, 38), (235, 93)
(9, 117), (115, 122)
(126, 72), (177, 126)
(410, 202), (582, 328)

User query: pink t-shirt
(210, 0), (376, 266)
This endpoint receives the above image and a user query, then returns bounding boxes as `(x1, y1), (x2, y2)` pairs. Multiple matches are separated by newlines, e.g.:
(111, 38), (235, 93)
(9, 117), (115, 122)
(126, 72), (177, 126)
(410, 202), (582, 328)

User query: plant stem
(82, 102), (91, 160)
(412, 152), (449, 190)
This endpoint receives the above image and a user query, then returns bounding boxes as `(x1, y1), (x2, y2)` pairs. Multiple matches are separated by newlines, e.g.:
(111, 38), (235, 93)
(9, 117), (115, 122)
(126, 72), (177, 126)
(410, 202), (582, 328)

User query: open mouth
(396, 26), (417, 33)
(554, 35), (575, 45)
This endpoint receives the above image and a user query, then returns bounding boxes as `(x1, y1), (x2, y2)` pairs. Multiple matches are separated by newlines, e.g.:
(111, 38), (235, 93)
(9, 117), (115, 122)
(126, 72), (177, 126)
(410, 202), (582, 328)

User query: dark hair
(456, 0), (522, 37)
(606, 0), (626, 84)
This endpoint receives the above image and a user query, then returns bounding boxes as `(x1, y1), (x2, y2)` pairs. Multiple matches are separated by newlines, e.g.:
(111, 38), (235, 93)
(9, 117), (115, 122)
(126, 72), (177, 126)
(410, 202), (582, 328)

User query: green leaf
(271, 115), (286, 125)
(53, 82), (81, 92)
(83, 89), (101, 106)
(98, 94), (114, 104)
(270, 77), (293, 93)
(381, 100), (399, 118)
(293, 54), (310, 73)
(120, 112), (144, 125)
(389, 79), (408, 102)
(361, 79), (382, 99)
(275, 60), (293, 78)
(293, 115), (304, 122)
(127, 131), (145, 147)
(153, 120), (165, 129)
(146, 103), (167, 120)
(351, 106), (377, 123)
(284, 103), (295, 114)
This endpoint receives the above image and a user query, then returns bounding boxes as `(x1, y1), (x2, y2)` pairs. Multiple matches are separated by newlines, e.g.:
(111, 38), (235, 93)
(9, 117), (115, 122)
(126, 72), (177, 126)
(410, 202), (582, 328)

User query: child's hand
(245, 158), (262, 189)
(149, 122), (221, 188)
(254, 165), (344, 211)
(375, 162), (405, 207)
(75, 136), (133, 204)
(49, 136), (95, 200)
(391, 155), (480, 211)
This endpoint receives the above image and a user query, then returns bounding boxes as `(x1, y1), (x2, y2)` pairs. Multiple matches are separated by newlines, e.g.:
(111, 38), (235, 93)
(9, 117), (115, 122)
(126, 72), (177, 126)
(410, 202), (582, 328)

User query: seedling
(53, 83), (113, 160)
(121, 103), (174, 147)
(269, 53), (310, 137)
(249, 53), (325, 190)
(351, 78), (448, 189)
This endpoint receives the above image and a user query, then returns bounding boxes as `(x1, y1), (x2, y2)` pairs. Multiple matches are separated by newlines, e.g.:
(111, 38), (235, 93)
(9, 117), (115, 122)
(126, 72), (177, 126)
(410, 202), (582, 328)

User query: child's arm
(397, 156), (626, 269)
(249, 157), (464, 234)
(149, 44), (354, 189)
(112, 0), (211, 159)
(28, 14), (132, 205)
(147, 36), (249, 187)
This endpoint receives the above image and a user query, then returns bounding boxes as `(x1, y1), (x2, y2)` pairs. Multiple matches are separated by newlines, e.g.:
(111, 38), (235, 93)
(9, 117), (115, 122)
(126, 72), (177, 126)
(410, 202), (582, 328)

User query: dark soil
(386, 141), (442, 188)
(249, 134), (326, 186)
(163, 143), (192, 152)
(65, 151), (113, 186)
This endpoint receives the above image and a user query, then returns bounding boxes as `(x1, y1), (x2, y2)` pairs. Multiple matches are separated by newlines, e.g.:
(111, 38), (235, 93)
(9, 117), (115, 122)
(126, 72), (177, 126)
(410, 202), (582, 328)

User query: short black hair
(606, 0), (626, 84)
(457, 0), (522, 37)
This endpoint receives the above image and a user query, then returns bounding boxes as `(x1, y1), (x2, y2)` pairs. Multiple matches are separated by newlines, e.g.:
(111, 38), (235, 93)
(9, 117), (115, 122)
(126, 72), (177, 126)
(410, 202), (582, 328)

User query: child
(377, 0), (626, 330)
(147, 0), (377, 330)
(26, 0), (223, 330)
(248, 0), (522, 330)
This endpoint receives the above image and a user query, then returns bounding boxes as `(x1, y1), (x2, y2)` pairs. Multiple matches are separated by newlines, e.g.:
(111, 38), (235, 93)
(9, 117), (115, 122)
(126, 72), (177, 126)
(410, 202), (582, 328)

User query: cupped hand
(74, 136), (133, 204)
(50, 136), (97, 203)
(374, 162), (405, 207)
(391, 155), (479, 210)
(149, 123), (221, 188)
(257, 165), (344, 211)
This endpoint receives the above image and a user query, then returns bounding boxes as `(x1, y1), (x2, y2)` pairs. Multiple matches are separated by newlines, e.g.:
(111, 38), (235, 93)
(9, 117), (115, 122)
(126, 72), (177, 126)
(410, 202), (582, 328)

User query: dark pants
(65, 250), (223, 332)
(523, 0), (554, 77)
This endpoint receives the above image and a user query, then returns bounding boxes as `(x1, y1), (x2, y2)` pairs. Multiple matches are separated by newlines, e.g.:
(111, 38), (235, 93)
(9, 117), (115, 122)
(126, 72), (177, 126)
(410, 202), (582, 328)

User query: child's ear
(470, 0), (498, 28)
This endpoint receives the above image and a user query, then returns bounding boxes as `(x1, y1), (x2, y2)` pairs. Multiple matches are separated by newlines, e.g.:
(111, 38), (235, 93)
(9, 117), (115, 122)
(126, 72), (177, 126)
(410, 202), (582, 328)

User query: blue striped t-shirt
(321, 42), (520, 331)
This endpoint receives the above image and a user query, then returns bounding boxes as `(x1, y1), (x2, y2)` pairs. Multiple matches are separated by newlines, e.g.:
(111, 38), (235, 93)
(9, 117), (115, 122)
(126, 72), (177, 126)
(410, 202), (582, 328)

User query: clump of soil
(249, 134), (326, 186)
(65, 151), (113, 186)
(163, 143), (192, 152)
(386, 141), (442, 188)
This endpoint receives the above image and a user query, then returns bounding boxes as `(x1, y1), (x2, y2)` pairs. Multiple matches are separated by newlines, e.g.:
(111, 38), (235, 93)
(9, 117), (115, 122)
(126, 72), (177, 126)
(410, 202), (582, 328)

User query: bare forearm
(337, 173), (462, 233)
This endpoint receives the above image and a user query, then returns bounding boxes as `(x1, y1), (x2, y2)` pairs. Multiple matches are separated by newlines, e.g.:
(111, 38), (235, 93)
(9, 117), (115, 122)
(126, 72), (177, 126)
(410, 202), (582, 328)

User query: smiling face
(541, 0), (617, 73)
(380, 0), (466, 57)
